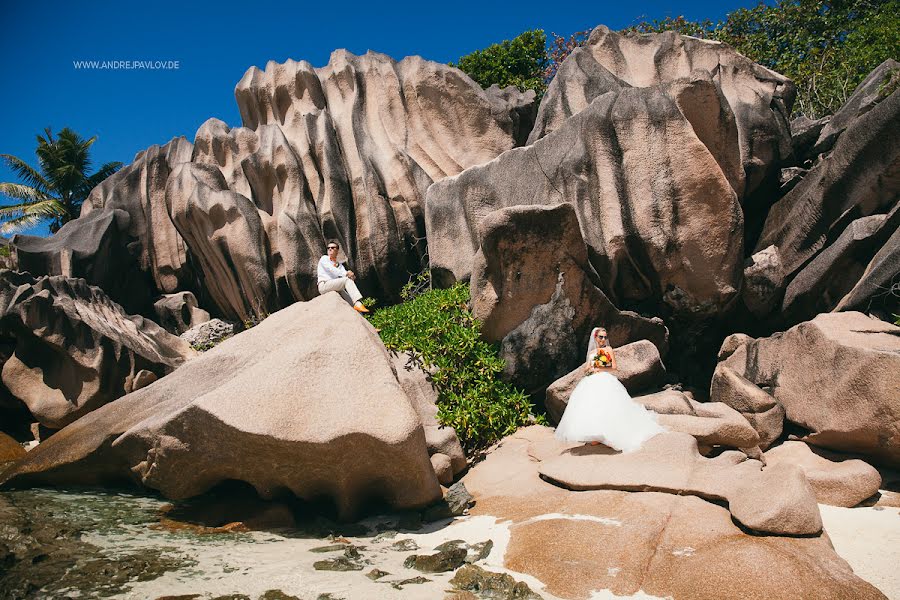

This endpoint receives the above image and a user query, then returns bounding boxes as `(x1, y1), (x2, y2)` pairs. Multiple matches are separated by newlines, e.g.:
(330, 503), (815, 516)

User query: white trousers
(317, 277), (362, 305)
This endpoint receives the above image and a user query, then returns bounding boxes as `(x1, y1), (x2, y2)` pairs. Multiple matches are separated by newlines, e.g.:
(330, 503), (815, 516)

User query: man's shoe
(353, 304), (370, 314)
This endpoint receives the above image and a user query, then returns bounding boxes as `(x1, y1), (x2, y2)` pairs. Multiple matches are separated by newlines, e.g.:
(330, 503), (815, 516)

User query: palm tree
(0, 127), (122, 234)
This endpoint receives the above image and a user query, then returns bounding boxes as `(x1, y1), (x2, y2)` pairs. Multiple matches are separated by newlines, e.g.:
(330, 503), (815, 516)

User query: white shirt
(317, 255), (347, 283)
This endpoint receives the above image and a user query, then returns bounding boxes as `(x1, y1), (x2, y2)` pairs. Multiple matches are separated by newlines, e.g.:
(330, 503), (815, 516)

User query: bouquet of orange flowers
(591, 347), (613, 368)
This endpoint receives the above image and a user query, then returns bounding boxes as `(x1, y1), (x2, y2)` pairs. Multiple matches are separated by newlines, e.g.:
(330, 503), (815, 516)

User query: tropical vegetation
(0, 127), (121, 234)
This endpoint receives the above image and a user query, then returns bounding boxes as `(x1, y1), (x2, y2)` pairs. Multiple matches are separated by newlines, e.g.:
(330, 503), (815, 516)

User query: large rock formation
(0, 294), (443, 519)
(12, 208), (158, 316)
(753, 72), (899, 309)
(470, 203), (668, 394)
(710, 364), (785, 449)
(12, 52), (535, 322)
(462, 426), (885, 599)
(529, 25), (795, 203)
(540, 431), (820, 535)
(427, 73), (745, 320)
(764, 441), (882, 507)
(780, 207), (899, 323)
(0, 272), (193, 430)
(810, 59), (900, 157)
(80, 138), (197, 297)
(716, 312), (900, 466)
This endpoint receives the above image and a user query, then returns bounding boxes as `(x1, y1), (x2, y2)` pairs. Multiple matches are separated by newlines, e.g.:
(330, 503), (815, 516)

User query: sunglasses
(327, 246), (338, 250)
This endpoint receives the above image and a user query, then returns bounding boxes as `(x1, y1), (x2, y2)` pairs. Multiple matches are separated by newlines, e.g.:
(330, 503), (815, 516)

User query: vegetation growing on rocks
(367, 282), (541, 455)
(451, 29), (550, 98)
(626, 0), (900, 117)
(454, 1), (899, 118)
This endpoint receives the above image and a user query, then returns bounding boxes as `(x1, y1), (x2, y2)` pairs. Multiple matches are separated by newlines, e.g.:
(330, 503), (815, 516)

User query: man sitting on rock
(317, 240), (369, 313)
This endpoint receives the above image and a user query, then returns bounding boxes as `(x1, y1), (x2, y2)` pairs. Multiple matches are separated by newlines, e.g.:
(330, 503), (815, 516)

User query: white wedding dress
(555, 333), (665, 452)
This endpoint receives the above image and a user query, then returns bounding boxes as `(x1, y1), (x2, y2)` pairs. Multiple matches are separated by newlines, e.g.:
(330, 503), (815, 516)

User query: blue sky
(1, 0), (754, 236)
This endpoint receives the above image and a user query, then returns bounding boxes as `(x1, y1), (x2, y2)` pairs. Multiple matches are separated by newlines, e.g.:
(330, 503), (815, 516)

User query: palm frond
(0, 212), (55, 235)
(0, 154), (50, 191)
(0, 182), (51, 202)
(0, 198), (66, 220)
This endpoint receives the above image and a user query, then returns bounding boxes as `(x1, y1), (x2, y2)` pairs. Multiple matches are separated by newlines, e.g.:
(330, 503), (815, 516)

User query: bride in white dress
(554, 327), (665, 452)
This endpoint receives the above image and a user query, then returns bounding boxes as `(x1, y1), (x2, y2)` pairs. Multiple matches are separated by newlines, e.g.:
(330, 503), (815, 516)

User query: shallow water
(0, 487), (559, 600)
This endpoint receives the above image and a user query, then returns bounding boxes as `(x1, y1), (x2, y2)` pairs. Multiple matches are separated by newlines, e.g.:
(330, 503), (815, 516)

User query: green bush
(366, 283), (540, 456)
(451, 29), (549, 98)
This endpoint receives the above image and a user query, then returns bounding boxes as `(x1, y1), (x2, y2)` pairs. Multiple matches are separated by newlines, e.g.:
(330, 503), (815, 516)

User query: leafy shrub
(366, 283), (539, 456)
(451, 30), (549, 98)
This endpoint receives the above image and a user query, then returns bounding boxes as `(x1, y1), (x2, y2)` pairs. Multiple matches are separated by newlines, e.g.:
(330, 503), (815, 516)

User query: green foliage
(627, 0), (900, 118)
(367, 283), (540, 456)
(0, 127), (122, 234)
(451, 30), (550, 98)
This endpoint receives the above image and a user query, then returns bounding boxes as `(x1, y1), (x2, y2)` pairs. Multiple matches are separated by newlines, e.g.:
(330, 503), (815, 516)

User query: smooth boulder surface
(461, 426), (884, 600)
(0, 272), (193, 430)
(470, 204), (668, 394)
(545, 341), (667, 423)
(529, 25), (795, 201)
(539, 431), (820, 535)
(710, 364), (785, 449)
(0, 294), (442, 519)
(427, 74), (744, 319)
(717, 312), (900, 466)
(764, 441), (882, 507)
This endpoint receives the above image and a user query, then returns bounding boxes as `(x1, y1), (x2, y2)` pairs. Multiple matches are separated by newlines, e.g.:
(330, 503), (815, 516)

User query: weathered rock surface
(764, 441), (882, 507)
(710, 364), (785, 449)
(11, 208), (157, 316)
(82, 137), (197, 295)
(470, 204), (667, 394)
(179, 318), (235, 350)
(754, 70), (899, 296)
(540, 431), (819, 535)
(0, 294), (442, 519)
(390, 352), (466, 482)
(0, 431), (25, 464)
(835, 222), (900, 318)
(529, 25), (795, 202)
(13, 52), (534, 322)
(462, 426), (884, 600)
(718, 312), (900, 466)
(545, 341), (667, 423)
(0, 272), (193, 429)
(427, 74), (744, 319)
(811, 59), (900, 157)
(781, 207), (899, 323)
(790, 115), (830, 164)
(741, 245), (786, 318)
(153, 291), (210, 335)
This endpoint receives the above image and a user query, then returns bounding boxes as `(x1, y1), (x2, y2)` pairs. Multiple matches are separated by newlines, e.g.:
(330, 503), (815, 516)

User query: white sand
(820, 503), (900, 599)
(96, 514), (568, 600)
